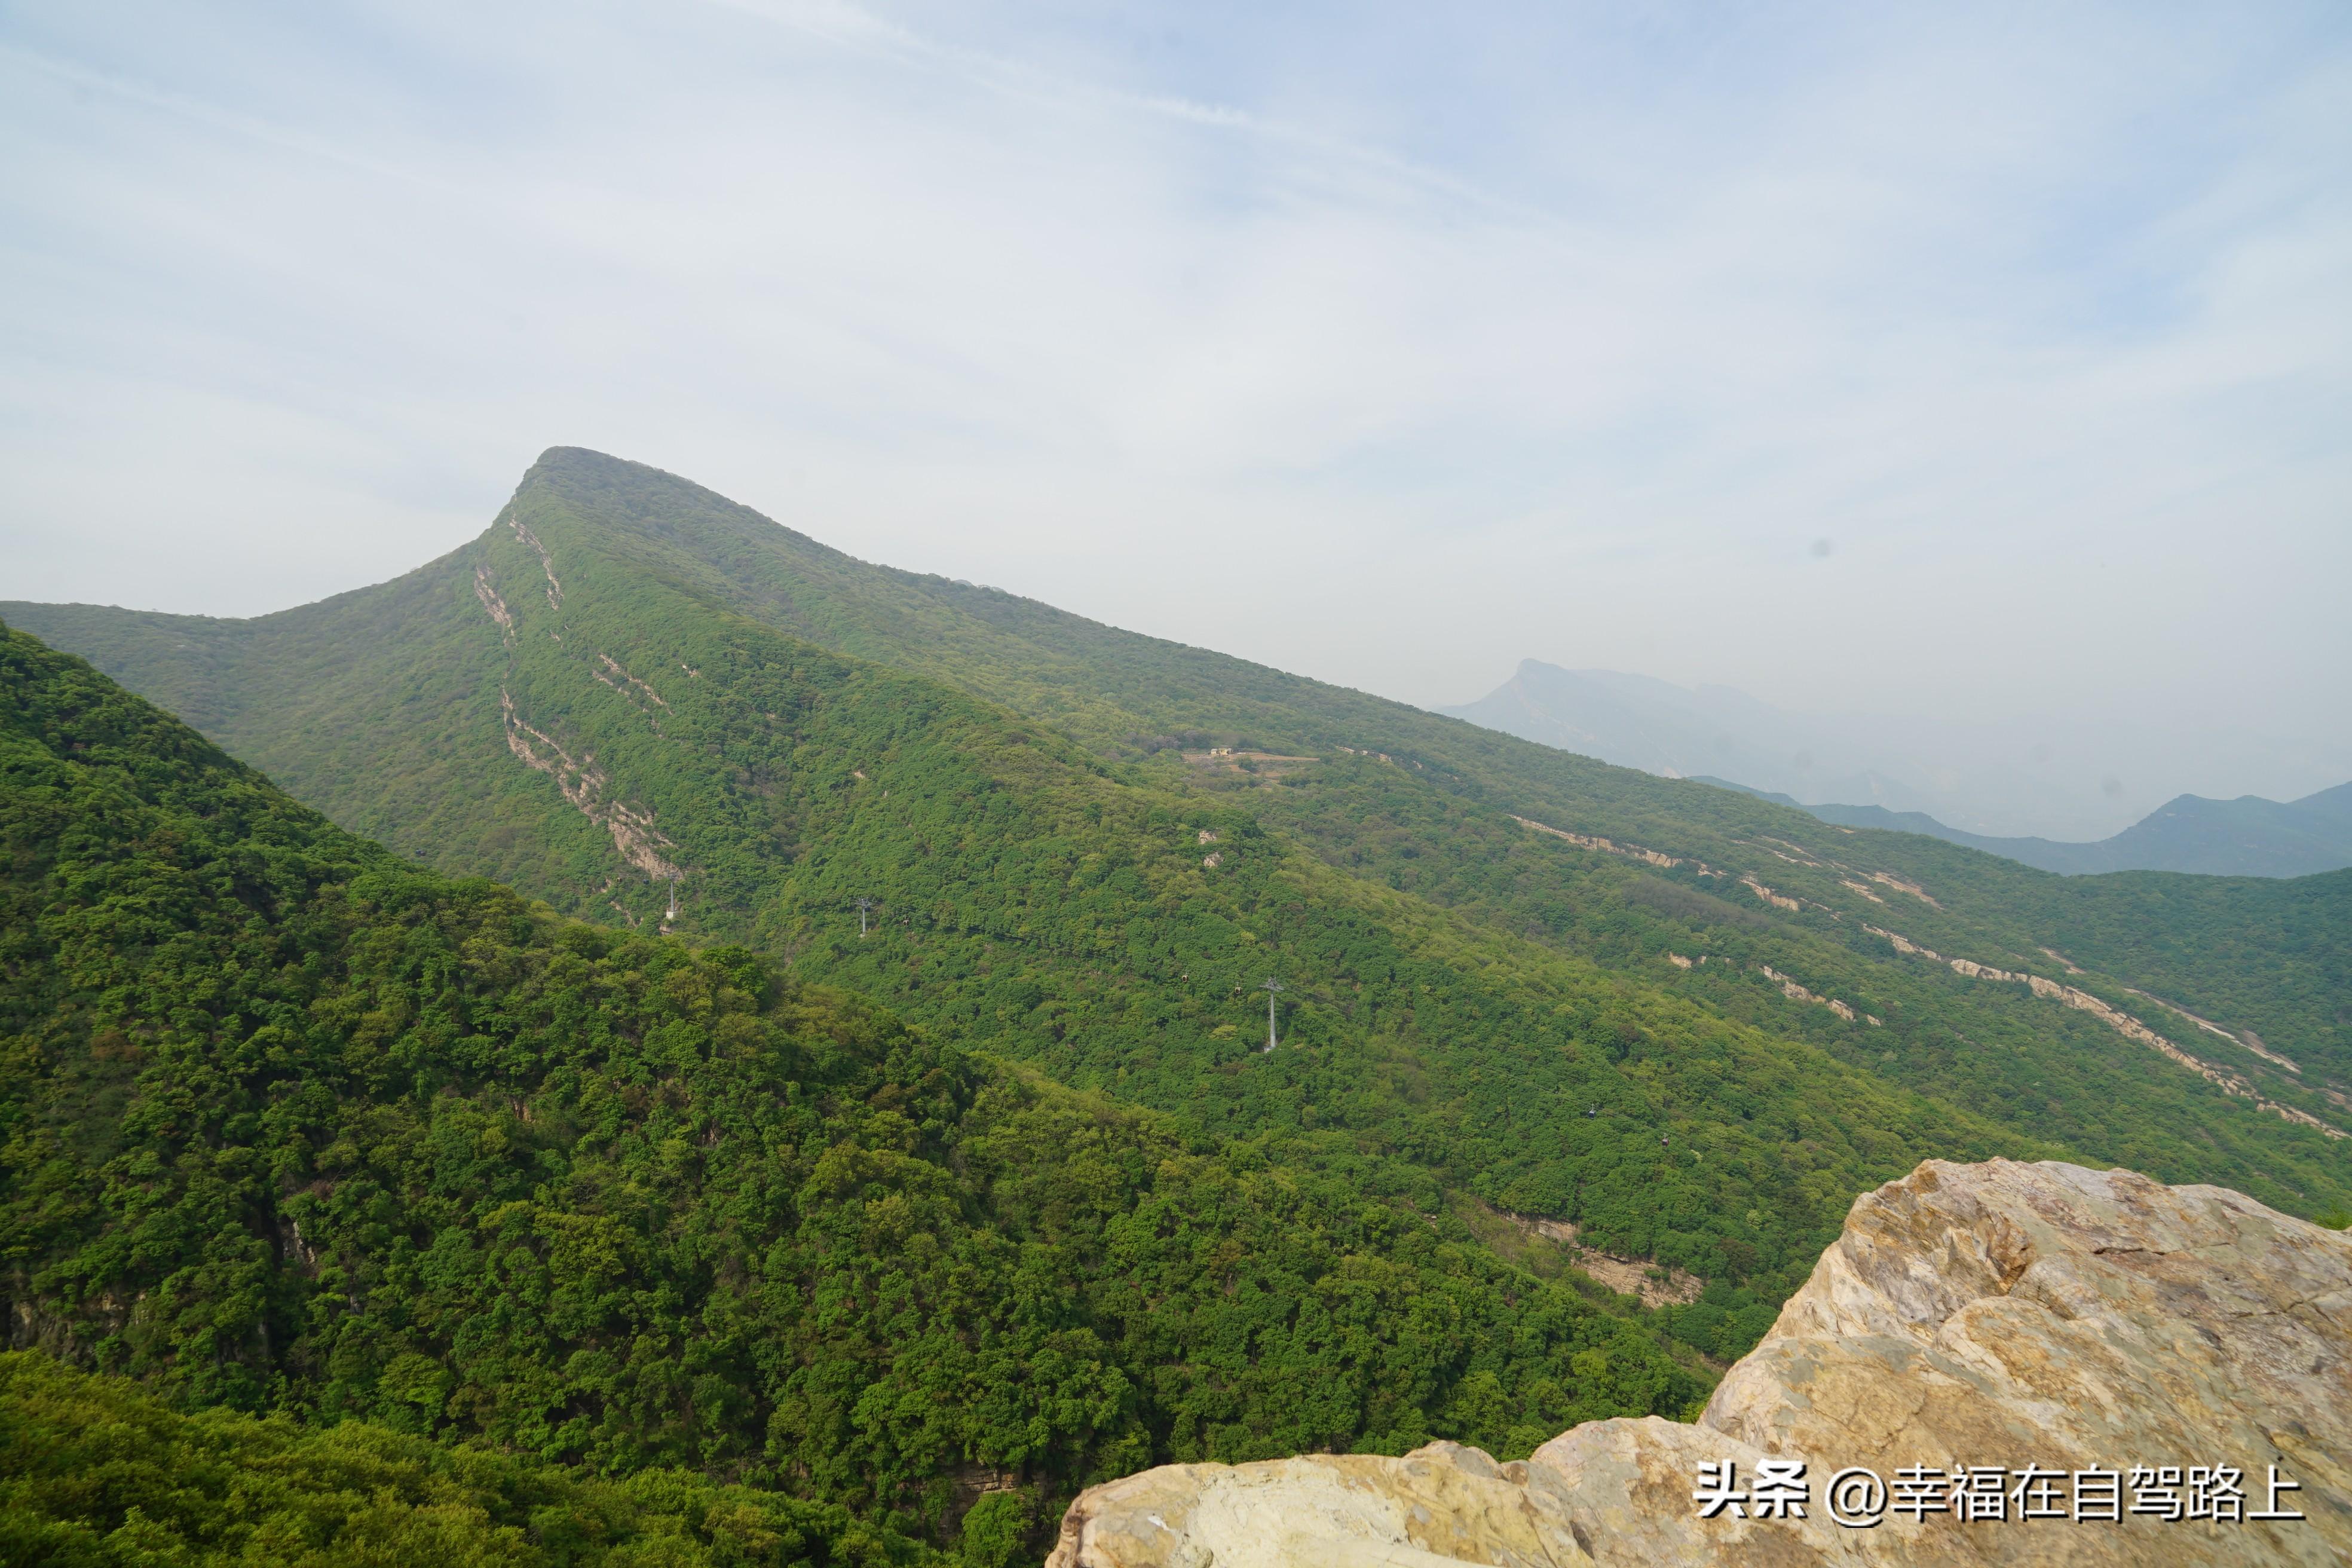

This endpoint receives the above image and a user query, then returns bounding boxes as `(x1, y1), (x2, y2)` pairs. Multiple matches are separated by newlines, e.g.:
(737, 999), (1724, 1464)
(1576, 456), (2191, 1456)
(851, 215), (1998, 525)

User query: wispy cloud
(708, 0), (1566, 224)
(1, 0), (2347, 831)
(0, 40), (445, 191)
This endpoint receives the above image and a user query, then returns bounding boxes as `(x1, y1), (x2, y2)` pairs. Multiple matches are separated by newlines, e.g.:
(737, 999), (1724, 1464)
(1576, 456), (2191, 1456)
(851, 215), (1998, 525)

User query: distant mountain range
(1699, 777), (2352, 879)
(1444, 660), (2352, 877)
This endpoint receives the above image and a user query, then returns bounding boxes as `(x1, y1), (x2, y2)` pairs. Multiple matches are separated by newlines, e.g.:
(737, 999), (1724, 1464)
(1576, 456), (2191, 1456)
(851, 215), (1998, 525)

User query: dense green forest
(1, 626), (1728, 1560)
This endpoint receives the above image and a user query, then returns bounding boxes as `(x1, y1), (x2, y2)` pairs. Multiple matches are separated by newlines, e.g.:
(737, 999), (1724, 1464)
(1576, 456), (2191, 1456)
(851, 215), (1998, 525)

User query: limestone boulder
(1043, 1444), (1591, 1568)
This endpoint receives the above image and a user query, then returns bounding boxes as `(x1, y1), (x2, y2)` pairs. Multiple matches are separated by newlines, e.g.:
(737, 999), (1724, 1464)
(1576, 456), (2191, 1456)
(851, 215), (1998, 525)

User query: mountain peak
(507, 444), (855, 571)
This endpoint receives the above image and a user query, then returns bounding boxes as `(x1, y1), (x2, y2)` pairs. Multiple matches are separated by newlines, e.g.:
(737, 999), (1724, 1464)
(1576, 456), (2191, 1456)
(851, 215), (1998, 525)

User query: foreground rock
(1047, 1159), (2351, 1566)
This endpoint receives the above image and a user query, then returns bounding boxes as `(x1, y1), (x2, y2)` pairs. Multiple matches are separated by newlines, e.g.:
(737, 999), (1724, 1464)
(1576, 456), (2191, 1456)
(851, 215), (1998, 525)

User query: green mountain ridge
(8, 448), (2348, 1258)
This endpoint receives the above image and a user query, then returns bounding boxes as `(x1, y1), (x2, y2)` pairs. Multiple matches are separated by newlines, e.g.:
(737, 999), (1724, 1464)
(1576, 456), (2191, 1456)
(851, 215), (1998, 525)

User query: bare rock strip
(1047, 1158), (2352, 1566)
(509, 513), (564, 608)
(1510, 815), (1722, 877)
(501, 688), (683, 883)
(1758, 963), (1876, 1025)
(473, 566), (515, 644)
(1869, 928), (2342, 1139)
(1501, 1212), (1703, 1308)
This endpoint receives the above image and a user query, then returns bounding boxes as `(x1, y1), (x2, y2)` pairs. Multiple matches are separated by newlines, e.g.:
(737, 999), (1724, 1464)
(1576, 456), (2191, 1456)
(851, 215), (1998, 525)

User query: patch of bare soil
(1180, 749), (1319, 783)
(1502, 1211), (1703, 1307)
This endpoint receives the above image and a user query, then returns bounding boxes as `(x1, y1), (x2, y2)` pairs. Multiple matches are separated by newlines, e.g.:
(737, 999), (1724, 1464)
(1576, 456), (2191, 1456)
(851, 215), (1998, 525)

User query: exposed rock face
(1043, 1445), (1592, 1568)
(1046, 1159), (2352, 1566)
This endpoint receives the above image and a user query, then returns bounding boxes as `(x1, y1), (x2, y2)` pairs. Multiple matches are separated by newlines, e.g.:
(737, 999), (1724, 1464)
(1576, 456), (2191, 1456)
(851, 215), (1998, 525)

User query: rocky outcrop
(1046, 1159), (2351, 1566)
(1499, 1213), (1702, 1308)
(509, 512), (564, 608)
(1044, 1445), (1591, 1568)
(500, 688), (685, 883)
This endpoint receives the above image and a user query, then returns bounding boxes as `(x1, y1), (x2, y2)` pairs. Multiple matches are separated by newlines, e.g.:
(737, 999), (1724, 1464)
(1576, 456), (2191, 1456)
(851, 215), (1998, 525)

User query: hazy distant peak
(1718, 779), (2352, 878)
(1443, 659), (2335, 847)
(2291, 780), (2352, 825)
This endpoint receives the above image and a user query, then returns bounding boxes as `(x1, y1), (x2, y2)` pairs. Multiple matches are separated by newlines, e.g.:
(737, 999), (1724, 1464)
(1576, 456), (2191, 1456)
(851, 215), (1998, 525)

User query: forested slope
(0, 627), (1727, 1558)
(8, 449), (2347, 1253)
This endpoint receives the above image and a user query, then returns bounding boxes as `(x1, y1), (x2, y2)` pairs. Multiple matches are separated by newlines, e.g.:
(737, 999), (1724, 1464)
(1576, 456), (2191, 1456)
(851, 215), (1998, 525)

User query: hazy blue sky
(4, 1), (2348, 826)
